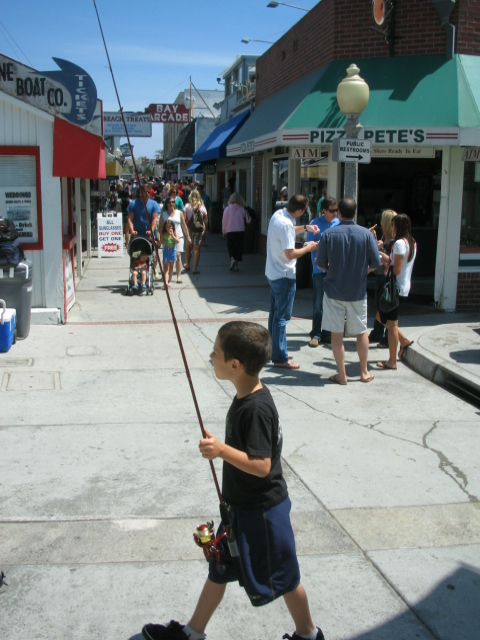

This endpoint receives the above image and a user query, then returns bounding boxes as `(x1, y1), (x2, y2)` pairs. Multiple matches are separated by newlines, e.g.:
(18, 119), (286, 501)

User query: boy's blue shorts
(208, 496), (300, 607)
(163, 246), (176, 262)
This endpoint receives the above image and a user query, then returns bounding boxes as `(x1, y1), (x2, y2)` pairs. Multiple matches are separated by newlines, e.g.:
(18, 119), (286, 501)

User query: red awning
(53, 117), (106, 179)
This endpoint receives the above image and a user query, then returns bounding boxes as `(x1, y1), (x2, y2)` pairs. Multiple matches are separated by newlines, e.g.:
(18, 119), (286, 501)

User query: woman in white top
(161, 197), (189, 283)
(377, 213), (417, 370)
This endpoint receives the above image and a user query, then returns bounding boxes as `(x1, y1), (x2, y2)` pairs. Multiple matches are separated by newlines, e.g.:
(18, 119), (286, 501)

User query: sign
(290, 147), (324, 159)
(332, 138), (371, 163)
(103, 113), (152, 138)
(372, 146), (435, 158)
(0, 53), (97, 126)
(147, 103), (190, 123)
(462, 148), (480, 162)
(202, 163), (216, 175)
(1, 187), (38, 244)
(120, 143), (132, 157)
(64, 249), (76, 312)
(97, 212), (123, 258)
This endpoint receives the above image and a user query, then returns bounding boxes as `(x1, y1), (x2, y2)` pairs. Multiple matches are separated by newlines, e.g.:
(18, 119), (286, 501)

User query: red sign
(147, 103), (190, 123)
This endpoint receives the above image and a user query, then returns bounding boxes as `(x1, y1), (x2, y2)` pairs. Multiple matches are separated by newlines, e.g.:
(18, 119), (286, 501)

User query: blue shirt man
(306, 197), (339, 346)
(316, 198), (380, 385)
(127, 184), (160, 238)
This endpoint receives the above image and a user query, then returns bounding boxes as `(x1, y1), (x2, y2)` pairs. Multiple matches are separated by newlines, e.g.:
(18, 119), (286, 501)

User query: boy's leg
(132, 269), (138, 285)
(187, 578), (226, 634)
(283, 583), (316, 637)
(141, 269), (147, 285)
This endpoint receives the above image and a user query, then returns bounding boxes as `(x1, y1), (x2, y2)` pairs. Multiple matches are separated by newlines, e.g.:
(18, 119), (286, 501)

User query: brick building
(227, 0), (480, 312)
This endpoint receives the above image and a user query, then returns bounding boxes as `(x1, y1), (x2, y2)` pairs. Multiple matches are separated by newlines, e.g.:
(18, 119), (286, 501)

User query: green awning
(227, 54), (480, 154)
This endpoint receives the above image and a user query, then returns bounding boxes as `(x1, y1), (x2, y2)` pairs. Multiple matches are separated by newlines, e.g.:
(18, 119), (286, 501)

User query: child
(131, 251), (149, 293)
(142, 321), (324, 640)
(162, 219), (179, 287)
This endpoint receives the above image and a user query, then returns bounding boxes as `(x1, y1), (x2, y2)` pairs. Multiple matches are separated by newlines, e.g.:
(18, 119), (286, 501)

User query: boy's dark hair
(338, 198), (356, 219)
(217, 321), (272, 376)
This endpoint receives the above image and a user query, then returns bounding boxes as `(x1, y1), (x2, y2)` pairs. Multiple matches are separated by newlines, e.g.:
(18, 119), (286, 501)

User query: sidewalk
(0, 233), (479, 640)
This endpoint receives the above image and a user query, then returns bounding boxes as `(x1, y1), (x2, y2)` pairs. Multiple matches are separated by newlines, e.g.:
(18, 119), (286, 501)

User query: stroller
(126, 235), (155, 296)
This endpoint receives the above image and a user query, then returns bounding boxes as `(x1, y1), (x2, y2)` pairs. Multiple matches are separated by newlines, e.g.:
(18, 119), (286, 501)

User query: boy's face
(210, 337), (231, 380)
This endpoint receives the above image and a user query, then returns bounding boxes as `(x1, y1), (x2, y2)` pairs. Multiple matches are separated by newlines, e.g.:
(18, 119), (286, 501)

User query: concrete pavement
(1, 234), (479, 640)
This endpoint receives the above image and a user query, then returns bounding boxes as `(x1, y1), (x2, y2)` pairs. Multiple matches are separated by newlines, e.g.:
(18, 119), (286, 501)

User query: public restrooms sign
(0, 53), (98, 126)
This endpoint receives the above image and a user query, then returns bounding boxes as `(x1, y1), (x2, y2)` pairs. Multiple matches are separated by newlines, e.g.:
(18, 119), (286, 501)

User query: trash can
(0, 260), (33, 339)
(295, 242), (311, 289)
(210, 202), (223, 234)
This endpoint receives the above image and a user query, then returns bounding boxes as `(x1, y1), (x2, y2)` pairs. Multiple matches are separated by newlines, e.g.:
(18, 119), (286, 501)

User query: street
(1, 235), (479, 640)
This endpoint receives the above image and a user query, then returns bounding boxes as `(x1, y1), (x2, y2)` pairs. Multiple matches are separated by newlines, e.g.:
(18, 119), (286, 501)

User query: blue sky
(0, 0), (319, 158)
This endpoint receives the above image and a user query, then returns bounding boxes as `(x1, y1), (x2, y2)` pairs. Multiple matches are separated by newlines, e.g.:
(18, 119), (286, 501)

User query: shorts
(379, 296), (405, 325)
(208, 497), (300, 607)
(163, 246), (177, 263)
(190, 231), (204, 246)
(322, 292), (368, 335)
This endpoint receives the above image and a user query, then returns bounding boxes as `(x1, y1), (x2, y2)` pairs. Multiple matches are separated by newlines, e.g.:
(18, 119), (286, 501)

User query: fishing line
(92, 0), (223, 505)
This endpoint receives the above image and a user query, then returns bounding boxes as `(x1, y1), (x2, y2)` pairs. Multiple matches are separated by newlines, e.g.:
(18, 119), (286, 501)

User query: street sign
(332, 138), (371, 164)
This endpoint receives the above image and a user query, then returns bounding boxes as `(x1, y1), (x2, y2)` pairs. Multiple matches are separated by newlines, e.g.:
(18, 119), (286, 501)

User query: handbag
(378, 266), (400, 313)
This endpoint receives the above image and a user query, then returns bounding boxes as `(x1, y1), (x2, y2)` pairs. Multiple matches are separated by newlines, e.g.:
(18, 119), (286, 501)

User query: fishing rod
(92, 0), (245, 586)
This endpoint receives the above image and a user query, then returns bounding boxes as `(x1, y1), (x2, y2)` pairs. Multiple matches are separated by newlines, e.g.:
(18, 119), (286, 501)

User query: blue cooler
(0, 298), (16, 352)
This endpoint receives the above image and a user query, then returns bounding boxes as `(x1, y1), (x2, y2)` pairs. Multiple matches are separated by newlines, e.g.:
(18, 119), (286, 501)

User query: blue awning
(186, 163), (201, 174)
(192, 110), (250, 163)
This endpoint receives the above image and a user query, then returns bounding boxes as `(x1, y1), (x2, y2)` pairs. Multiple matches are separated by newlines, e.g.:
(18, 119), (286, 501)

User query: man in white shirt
(265, 194), (319, 370)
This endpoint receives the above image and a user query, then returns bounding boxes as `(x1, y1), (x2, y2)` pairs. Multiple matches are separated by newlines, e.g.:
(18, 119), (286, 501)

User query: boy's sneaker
(142, 620), (189, 640)
(283, 627), (325, 640)
(141, 284), (147, 293)
(132, 284), (138, 291)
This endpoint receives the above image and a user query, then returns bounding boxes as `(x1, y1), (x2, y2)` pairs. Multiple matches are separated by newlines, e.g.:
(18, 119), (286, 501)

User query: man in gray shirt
(316, 198), (380, 385)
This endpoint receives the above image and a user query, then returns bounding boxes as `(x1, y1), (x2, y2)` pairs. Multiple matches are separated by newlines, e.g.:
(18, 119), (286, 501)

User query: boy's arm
(199, 430), (271, 478)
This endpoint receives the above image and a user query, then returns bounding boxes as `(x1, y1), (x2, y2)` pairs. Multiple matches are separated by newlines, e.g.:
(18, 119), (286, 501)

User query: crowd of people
(266, 194), (417, 380)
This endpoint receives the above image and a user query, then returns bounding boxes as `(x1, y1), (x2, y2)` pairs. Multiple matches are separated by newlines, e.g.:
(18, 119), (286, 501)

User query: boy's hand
(199, 429), (222, 460)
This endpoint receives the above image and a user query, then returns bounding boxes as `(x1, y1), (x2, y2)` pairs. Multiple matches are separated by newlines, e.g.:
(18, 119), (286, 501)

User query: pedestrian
(127, 183), (160, 241)
(368, 209), (396, 348)
(306, 196), (339, 347)
(376, 213), (417, 370)
(184, 190), (208, 275)
(316, 198), (381, 384)
(265, 194), (319, 370)
(161, 197), (190, 283)
(161, 219), (179, 287)
(222, 193), (251, 271)
(141, 321), (325, 640)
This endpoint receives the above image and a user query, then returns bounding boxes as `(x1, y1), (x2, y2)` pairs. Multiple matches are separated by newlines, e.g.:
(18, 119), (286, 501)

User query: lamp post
(267, 1), (309, 10)
(336, 63), (370, 202)
(241, 37), (274, 44)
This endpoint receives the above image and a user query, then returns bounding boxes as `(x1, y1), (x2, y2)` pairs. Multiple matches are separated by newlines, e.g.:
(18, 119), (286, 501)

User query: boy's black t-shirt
(222, 384), (288, 509)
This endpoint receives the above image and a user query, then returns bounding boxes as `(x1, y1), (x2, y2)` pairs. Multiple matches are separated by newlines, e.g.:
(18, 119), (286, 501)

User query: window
(461, 162), (480, 245)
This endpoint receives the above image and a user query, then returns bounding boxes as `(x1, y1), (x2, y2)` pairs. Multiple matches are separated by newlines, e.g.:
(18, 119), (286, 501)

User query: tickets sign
(147, 103), (190, 123)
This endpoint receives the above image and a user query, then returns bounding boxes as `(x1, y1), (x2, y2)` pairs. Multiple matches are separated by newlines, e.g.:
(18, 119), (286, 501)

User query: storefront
(0, 53), (105, 323)
(227, 53), (480, 310)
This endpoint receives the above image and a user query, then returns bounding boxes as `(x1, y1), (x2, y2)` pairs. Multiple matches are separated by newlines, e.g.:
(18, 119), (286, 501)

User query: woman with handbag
(369, 209), (396, 348)
(222, 193), (251, 271)
(377, 213), (417, 370)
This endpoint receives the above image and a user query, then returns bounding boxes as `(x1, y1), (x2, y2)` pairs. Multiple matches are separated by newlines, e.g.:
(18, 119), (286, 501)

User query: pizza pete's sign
(147, 103), (190, 123)
(0, 53), (97, 126)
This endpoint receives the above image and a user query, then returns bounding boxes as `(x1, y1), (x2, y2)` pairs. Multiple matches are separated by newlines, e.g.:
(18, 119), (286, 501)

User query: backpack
(0, 218), (18, 243)
(0, 218), (24, 268)
(188, 206), (204, 232)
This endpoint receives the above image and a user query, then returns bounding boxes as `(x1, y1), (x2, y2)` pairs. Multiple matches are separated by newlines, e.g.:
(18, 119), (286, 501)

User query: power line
(0, 20), (34, 67)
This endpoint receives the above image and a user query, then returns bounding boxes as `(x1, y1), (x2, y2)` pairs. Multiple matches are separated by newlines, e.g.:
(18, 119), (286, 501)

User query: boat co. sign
(0, 53), (97, 126)
(147, 103), (190, 123)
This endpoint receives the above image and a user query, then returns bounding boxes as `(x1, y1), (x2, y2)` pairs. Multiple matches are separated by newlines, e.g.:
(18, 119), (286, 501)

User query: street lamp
(241, 37), (274, 44)
(336, 63), (370, 201)
(267, 1), (309, 11)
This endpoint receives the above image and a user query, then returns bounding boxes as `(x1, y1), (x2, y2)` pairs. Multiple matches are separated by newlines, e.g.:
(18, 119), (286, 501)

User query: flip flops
(398, 341), (414, 359)
(329, 374), (347, 385)
(273, 361), (300, 370)
(377, 361), (397, 370)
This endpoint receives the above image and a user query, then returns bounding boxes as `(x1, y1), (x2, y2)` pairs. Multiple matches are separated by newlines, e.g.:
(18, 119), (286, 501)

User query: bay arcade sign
(147, 103), (190, 123)
(0, 53), (97, 126)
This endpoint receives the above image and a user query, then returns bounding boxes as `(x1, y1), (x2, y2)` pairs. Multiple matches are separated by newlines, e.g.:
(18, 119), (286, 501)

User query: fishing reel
(193, 521), (227, 573)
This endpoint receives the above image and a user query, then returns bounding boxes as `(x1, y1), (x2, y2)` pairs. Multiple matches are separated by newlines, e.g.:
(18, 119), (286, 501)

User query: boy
(142, 321), (324, 640)
(131, 251), (149, 292)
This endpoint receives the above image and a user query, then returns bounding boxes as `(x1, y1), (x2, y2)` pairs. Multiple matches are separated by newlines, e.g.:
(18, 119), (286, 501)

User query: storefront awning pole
(85, 180), (92, 258)
(75, 178), (83, 277)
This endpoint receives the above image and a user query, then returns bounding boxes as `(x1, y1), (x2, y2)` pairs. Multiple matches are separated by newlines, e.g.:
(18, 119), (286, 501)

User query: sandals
(377, 361), (397, 370)
(273, 361), (300, 370)
(329, 374), (347, 385)
(398, 341), (414, 359)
